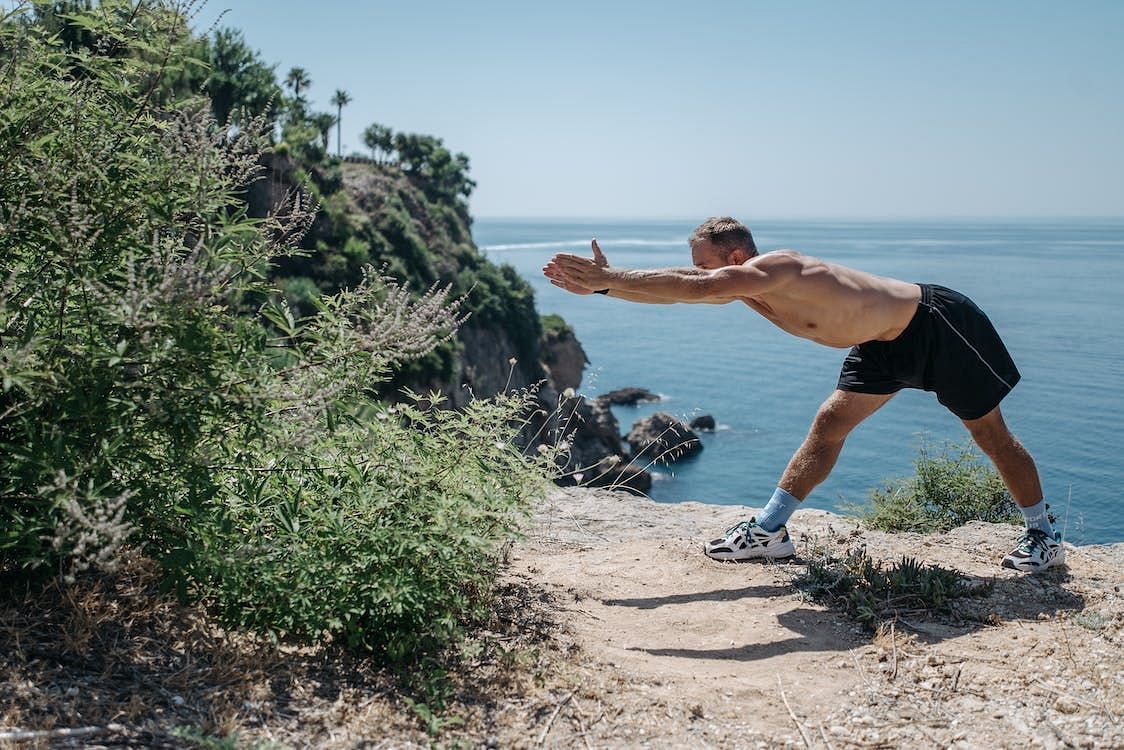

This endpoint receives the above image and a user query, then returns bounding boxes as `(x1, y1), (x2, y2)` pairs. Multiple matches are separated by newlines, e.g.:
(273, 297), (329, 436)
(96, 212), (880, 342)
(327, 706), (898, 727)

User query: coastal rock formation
(599, 387), (661, 406)
(541, 325), (588, 394)
(626, 412), (703, 464)
(689, 415), (716, 431)
(555, 396), (651, 494)
(457, 324), (545, 403)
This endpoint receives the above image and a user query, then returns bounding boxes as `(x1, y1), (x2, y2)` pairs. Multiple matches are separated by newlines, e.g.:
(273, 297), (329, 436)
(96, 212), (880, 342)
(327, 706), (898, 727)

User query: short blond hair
(689, 217), (757, 257)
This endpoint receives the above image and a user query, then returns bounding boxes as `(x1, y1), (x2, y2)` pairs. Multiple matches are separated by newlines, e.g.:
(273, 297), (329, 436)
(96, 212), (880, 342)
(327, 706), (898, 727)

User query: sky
(190, 1), (1121, 219)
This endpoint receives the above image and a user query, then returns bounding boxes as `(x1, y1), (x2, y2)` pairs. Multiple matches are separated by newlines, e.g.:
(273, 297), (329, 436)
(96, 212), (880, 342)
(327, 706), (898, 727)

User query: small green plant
(1071, 611), (1111, 632)
(793, 544), (987, 628)
(401, 660), (466, 736)
(848, 440), (1021, 533)
(404, 697), (465, 737)
(539, 313), (573, 337)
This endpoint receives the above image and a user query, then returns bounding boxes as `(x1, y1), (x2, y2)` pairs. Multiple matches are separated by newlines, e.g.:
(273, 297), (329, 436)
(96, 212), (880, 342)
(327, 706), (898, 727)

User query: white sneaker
(704, 518), (795, 561)
(1001, 529), (1065, 572)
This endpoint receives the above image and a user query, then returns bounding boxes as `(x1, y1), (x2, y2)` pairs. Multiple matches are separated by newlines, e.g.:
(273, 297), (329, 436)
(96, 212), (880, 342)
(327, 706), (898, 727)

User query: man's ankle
(1018, 498), (1054, 535)
(758, 487), (801, 532)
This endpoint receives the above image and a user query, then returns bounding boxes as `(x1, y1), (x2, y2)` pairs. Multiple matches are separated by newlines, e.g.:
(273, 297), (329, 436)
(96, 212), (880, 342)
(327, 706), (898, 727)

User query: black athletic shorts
(836, 284), (1021, 421)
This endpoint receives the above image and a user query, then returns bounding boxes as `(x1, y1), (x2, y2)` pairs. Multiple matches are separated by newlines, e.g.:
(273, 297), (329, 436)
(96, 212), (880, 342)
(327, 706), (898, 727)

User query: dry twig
(778, 676), (813, 750)
(890, 622), (899, 681)
(818, 722), (837, 750)
(536, 690), (574, 746)
(0, 724), (123, 742)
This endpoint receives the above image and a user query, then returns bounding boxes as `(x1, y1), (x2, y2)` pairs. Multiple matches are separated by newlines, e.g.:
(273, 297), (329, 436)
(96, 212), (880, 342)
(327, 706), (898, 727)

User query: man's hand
(543, 239), (613, 295)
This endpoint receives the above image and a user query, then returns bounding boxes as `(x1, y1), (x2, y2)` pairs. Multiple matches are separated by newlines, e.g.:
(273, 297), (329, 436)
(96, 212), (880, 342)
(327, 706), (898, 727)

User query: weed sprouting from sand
(793, 542), (990, 629)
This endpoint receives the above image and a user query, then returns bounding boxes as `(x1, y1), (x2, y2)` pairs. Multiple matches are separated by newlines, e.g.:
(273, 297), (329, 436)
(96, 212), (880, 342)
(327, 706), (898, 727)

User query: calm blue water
(473, 219), (1124, 546)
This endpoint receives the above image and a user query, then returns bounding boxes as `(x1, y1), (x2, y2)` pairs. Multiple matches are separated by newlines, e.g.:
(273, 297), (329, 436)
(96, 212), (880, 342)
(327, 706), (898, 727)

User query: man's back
(738, 251), (921, 348)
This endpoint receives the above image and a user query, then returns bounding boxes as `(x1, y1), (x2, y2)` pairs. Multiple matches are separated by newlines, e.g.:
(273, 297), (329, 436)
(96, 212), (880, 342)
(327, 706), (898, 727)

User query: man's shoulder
(752, 248), (806, 260)
(746, 249), (813, 270)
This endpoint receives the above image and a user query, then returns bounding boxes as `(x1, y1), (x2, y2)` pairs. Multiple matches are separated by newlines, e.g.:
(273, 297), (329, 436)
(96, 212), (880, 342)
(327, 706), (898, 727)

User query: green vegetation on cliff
(275, 156), (544, 390)
(29, 0), (552, 392)
(0, 0), (555, 660)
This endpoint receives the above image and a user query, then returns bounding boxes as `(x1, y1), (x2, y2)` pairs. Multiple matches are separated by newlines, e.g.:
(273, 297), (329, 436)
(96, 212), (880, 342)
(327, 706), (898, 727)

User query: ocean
(473, 218), (1124, 546)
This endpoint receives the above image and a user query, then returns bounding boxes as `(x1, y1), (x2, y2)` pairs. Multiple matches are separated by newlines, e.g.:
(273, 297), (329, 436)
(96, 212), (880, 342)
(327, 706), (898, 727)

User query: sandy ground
(502, 488), (1124, 749)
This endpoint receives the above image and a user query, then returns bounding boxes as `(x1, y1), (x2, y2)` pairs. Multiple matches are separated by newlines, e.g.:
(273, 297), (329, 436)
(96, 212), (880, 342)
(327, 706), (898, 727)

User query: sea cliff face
(246, 153), (643, 484)
(247, 154), (556, 401)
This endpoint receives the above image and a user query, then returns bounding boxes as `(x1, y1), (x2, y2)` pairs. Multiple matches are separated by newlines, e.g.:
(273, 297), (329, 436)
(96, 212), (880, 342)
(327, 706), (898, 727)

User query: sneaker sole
(1001, 549), (1066, 573)
(704, 539), (796, 562)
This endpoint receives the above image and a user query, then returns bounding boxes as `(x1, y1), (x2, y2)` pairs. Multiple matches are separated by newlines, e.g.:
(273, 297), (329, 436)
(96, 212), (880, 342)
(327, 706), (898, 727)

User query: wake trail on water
(482, 238), (684, 252)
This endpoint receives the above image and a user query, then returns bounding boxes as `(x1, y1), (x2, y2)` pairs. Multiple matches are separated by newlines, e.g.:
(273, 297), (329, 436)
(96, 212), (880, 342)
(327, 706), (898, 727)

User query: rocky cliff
(247, 153), (641, 486)
(247, 154), (561, 404)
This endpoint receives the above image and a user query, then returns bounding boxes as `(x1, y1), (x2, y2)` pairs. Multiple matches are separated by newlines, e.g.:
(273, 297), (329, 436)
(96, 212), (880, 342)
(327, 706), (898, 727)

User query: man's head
(689, 217), (758, 269)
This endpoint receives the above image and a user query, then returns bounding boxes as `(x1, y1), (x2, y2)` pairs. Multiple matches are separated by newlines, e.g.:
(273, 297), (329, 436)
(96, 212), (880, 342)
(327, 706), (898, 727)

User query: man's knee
(810, 403), (856, 444)
(966, 419), (1016, 457)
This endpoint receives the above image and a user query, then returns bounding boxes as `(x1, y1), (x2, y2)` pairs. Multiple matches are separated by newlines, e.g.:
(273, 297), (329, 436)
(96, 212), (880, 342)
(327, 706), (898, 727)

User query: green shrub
(184, 388), (546, 658)
(848, 440), (1021, 533)
(0, 2), (550, 660)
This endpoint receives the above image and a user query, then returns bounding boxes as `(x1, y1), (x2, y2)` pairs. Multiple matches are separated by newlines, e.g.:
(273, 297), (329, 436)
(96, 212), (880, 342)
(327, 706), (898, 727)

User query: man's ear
(729, 248), (750, 266)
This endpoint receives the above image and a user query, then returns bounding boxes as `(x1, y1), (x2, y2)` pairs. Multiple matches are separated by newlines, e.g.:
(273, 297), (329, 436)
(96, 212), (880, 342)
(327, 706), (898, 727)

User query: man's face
(691, 239), (735, 270)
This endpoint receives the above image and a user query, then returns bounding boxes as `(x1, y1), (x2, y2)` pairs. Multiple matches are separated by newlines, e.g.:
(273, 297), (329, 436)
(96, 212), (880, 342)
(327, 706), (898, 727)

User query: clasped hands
(543, 239), (613, 295)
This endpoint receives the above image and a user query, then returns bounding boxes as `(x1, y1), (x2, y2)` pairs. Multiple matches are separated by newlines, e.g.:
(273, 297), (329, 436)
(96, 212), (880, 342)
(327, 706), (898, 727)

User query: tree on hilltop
(285, 66), (311, 98)
(331, 89), (351, 157)
(205, 28), (280, 126)
(311, 111), (337, 153)
(362, 122), (394, 163)
(393, 132), (476, 201)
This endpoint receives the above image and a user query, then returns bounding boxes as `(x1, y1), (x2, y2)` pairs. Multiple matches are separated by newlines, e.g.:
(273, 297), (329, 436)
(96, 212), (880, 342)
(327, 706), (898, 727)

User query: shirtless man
(543, 216), (1063, 572)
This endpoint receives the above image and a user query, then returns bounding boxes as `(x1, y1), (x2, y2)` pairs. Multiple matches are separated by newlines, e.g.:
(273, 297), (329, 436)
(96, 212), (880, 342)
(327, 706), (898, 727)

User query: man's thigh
(811, 389), (897, 440)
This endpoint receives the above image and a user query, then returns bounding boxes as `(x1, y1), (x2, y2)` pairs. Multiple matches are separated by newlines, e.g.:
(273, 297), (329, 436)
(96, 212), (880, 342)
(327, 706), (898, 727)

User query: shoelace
(1016, 529), (1051, 554)
(726, 520), (755, 537)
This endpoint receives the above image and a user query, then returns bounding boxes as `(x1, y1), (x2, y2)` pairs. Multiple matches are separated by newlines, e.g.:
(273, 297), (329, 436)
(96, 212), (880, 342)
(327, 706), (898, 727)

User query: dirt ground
(1, 487), (1121, 749)
(506, 488), (1124, 749)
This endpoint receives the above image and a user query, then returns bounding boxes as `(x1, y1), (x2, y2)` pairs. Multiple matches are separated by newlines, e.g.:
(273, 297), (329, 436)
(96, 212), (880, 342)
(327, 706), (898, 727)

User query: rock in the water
(626, 412), (703, 464)
(565, 395), (624, 460)
(555, 456), (652, 494)
(689, 414), (716, 431)
(553, 396), (651, 492)
(598, 387), (660, 406)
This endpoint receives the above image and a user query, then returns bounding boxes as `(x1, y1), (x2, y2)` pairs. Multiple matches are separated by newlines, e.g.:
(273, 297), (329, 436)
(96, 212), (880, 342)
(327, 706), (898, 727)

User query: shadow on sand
(603, 559), (1086, 661)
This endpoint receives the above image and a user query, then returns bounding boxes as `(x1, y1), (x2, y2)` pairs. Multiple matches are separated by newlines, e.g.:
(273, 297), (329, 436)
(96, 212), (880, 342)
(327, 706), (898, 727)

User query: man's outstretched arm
(543, 240), (727, 304)
(545, 275), (675, 303)
(546, 247), (788, 303)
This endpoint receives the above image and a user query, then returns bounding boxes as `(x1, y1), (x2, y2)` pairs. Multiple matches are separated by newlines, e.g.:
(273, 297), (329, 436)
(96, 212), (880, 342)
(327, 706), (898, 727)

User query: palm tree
(284, 67), (311, 99)
(330, 89), (351, 158)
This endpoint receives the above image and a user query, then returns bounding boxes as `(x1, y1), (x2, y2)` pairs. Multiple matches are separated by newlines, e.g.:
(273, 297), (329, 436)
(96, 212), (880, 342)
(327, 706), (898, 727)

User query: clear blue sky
(200, 1), (1122, 219)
